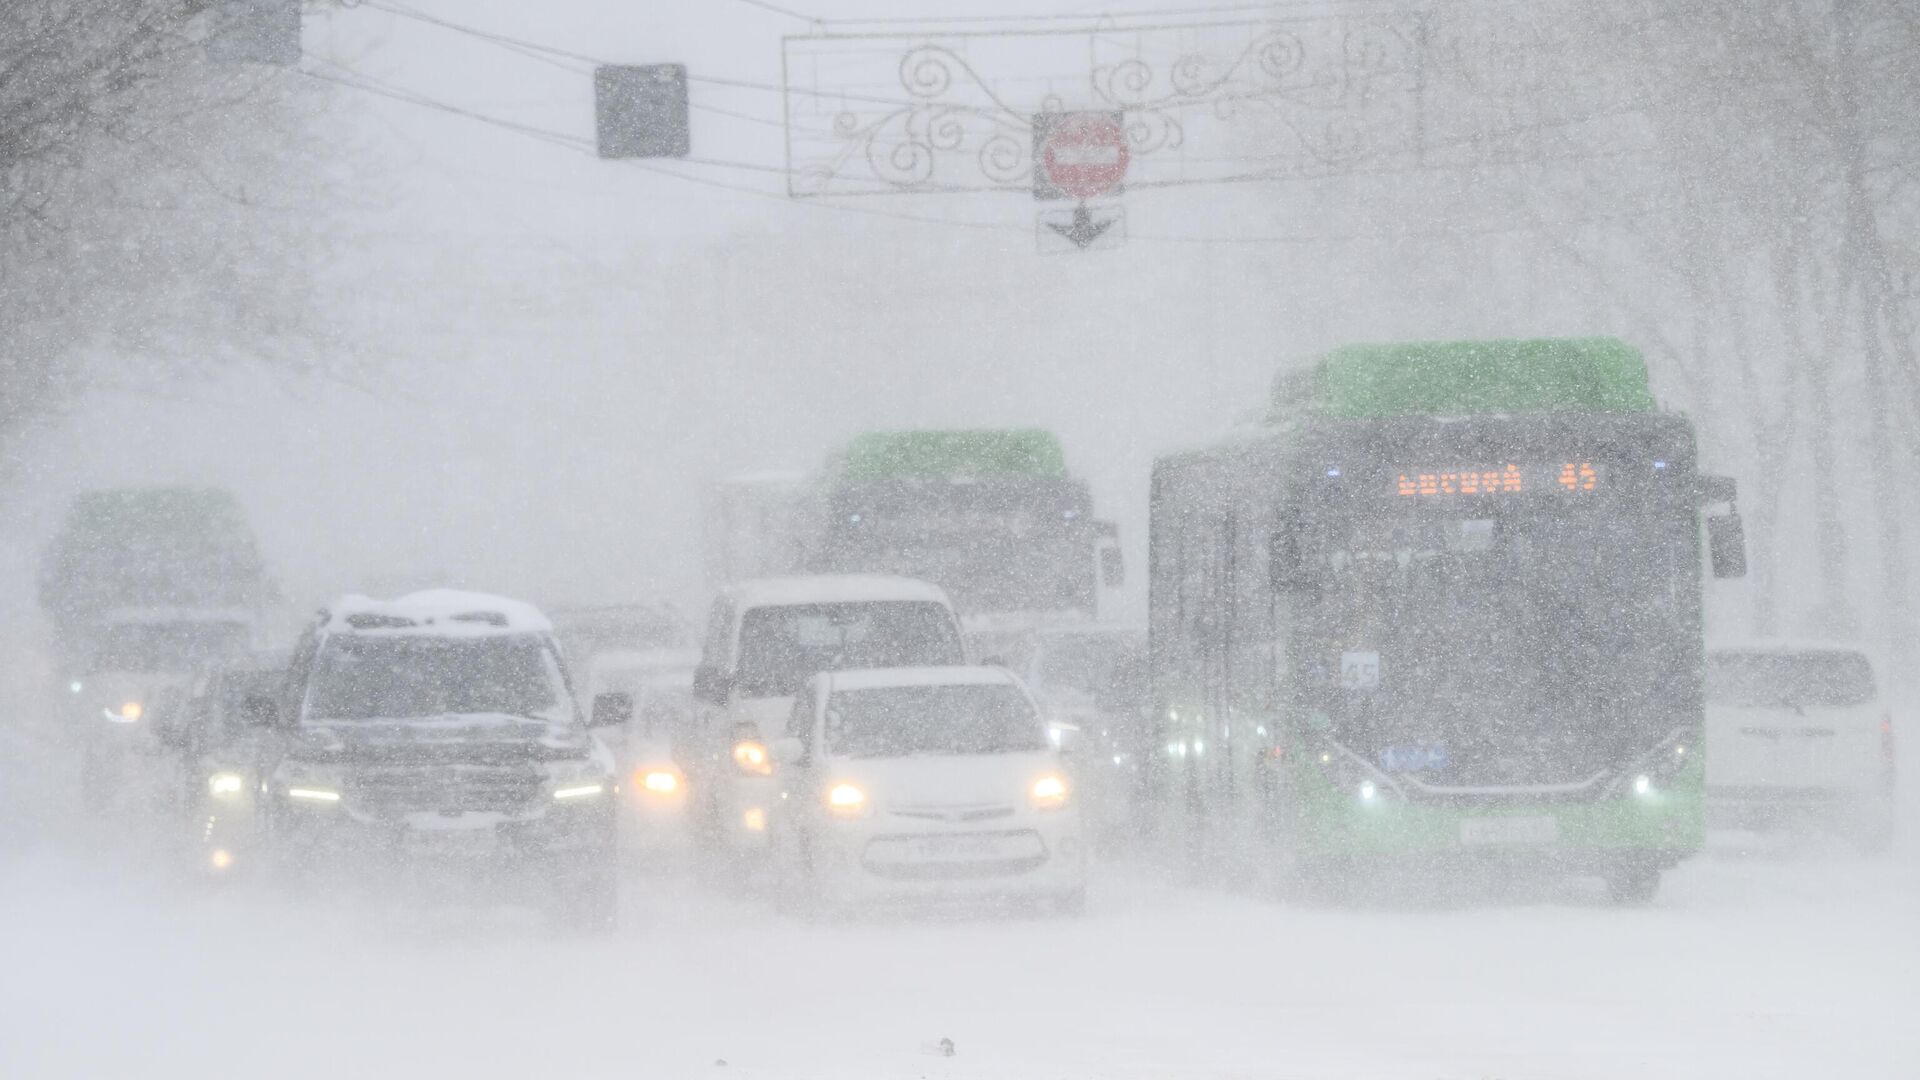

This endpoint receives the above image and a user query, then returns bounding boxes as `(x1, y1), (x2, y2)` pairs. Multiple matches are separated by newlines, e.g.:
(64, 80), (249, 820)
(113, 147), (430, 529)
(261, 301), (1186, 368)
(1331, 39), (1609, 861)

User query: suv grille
(349, 767), (542, 816)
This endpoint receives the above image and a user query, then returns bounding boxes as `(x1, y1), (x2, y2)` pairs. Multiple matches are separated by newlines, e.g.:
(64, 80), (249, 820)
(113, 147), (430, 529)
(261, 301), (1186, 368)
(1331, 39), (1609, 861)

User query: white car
(1705, 643), (1895, 851)
(688, 575), (967, 858)
(767, 666), (1087, 914)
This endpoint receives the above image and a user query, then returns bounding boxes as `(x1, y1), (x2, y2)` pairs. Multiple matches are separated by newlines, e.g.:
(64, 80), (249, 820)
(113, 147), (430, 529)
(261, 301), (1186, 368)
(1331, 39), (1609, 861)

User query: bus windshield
(1300, 500), (1695, 786)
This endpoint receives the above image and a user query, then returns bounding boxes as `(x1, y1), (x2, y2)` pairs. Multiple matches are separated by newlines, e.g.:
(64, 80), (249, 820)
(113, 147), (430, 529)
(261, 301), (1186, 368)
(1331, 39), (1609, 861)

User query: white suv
(1705, 644), (1895, 851)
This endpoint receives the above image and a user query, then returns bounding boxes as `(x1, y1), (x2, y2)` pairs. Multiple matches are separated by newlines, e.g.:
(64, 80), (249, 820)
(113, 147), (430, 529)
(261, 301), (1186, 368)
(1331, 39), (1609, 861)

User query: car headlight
(1029, 773), (1070, 811)
(825, 782), (869, 818)
(208, 772), (246, 798)
(637, 768), (680, 795)
(732, 740), (773, 777)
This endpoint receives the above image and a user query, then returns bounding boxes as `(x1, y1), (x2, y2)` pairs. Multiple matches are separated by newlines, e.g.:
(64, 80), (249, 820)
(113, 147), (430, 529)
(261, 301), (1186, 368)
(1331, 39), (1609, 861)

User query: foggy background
(3, 3), (1917, 1078)
(8, 0), (1911, 638)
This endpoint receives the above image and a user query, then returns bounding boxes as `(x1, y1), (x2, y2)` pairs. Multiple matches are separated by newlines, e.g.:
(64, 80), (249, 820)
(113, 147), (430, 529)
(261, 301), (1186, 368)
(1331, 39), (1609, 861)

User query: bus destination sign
(1395, 462), (1602, 497)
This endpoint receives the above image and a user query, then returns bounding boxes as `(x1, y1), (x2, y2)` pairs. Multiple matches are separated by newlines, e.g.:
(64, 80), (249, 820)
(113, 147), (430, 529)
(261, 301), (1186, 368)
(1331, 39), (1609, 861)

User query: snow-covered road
(2, 829), (1912, 1080)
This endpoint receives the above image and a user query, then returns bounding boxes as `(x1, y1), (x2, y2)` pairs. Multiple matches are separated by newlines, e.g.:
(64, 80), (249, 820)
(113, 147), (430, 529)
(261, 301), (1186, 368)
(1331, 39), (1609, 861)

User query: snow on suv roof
(323, 589), (553, 637)
(730, 574), (952, 609)
(823, 666), (1020, 692)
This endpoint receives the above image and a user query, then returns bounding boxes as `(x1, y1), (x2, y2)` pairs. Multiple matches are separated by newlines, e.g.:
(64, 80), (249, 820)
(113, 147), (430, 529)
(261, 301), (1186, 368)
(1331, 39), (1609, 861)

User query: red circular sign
(1041, 113), (1129, 201)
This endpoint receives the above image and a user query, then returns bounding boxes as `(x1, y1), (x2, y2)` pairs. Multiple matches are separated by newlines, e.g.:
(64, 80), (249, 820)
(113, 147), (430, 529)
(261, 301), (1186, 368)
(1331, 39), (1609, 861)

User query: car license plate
(1459, 815), (1558, 846)
(404, 827), (497, 858)
(913, 834), (1001, 860)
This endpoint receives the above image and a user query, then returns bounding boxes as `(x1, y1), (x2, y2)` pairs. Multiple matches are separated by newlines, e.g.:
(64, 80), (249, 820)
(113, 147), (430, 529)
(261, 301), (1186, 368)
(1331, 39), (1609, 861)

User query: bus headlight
(208, 773), (246, 798)
(553, 783), (607, 802)
(1310, 743), (1399, 803)
(105, 701), (143, 724)
(1610, 729), (1695, 798)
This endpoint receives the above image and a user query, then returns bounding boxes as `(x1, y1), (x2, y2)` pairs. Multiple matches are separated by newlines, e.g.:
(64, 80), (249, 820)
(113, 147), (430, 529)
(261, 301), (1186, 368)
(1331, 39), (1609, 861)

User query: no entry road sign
(1032, 111), (1129, 201)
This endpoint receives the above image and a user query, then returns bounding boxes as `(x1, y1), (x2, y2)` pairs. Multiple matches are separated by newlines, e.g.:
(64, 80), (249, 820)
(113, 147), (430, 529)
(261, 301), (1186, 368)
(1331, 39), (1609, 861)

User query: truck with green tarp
(1147, 337), (1747, 902)
(705, 429), (1124, 621)
(40, 487), (269, 812)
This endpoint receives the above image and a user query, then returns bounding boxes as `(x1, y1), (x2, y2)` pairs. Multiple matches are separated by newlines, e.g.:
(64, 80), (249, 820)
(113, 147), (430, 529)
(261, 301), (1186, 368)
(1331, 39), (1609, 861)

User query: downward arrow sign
(1046, 204), (1116, 250)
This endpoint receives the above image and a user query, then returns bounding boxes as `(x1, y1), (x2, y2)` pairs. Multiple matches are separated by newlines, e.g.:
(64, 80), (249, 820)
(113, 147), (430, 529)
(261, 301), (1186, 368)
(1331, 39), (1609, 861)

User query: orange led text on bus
(1397, 464), (1524, 497)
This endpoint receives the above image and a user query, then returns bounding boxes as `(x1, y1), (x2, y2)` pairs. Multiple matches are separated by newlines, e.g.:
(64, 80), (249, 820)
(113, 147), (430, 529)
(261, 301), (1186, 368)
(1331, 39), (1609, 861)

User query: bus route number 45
(1340, 651), (1381, 691)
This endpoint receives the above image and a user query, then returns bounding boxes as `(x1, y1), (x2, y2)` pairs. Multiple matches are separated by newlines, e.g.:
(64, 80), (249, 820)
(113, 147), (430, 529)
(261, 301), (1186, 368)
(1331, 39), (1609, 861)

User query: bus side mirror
(1269, 529), (1310, 591)
(1701, 475), (1737, 505)
(1099, 543), (1125, 589)
(1708, 513), (1747, 579)
(693, 664), (731, 705)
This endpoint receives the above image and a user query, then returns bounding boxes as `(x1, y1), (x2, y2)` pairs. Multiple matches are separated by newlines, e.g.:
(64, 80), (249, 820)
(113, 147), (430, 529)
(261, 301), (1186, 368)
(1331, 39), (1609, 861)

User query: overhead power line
(729, 0), (825, 24)
(304, 7), (1752, 251)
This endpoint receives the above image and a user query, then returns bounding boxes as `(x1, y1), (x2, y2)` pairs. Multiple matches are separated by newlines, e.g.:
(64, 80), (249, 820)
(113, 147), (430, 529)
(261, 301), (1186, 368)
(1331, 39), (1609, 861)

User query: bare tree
(0, 0), (341, 466)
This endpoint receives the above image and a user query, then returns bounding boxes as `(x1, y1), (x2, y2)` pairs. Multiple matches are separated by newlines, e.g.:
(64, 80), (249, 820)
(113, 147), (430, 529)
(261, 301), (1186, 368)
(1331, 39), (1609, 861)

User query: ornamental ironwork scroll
(780, 13), (1428, 198)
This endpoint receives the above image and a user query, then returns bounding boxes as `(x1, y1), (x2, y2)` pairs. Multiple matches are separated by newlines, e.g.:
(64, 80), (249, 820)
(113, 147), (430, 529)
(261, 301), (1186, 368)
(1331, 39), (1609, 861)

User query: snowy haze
(2, 1), (1917, 1078)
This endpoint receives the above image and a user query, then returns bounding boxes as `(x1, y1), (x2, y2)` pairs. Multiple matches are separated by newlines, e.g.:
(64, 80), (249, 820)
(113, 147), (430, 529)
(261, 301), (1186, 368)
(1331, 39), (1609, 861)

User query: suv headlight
(285, 786), (341, 804)
(548, 757), (613, 801)
(272, 761), (345, 806)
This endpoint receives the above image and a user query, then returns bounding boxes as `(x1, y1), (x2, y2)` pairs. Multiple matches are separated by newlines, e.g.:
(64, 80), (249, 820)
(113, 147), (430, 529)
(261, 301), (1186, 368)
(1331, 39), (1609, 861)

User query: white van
(1705, 644), (1895, 851)
(767, 665), (1086, 914)
(688, 575), (966, 858)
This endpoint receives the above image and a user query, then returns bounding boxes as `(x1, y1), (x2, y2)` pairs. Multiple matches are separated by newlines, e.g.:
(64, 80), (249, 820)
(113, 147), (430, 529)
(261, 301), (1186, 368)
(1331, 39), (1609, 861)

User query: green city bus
(1146, 338), (1747, 902)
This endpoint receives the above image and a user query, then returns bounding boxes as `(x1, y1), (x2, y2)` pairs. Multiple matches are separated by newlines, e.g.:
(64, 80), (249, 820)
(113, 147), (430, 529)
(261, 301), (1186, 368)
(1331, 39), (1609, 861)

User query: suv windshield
(305, 634), (568, 722)
(1707, 651), (1876, 709)
(825, 683), (1045, 757)
(733, 601), (962, 698)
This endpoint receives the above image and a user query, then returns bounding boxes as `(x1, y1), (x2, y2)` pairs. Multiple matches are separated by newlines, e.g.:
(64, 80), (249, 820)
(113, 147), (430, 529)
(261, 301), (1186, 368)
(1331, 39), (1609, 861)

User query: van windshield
(1706, 651), (1876, 709)
(826, 683), (1045, 757)
(305, 634), (569, 722)
(734, 601), (962, 698)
